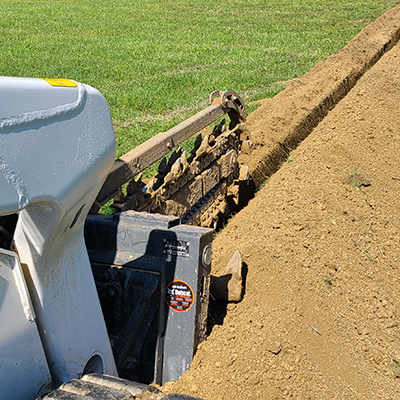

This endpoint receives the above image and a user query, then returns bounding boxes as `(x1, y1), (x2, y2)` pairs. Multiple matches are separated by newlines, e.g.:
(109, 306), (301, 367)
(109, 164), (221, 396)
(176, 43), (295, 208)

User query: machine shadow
(84, 212), (178, 385)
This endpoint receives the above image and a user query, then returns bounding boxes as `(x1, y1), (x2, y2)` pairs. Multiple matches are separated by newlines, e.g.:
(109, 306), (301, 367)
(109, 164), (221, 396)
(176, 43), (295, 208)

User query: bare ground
(163, 5), (400, 399)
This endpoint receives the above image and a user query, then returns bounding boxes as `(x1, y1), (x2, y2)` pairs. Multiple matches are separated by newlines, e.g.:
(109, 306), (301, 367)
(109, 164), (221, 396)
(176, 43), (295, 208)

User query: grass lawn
(0, 0), (397, 158)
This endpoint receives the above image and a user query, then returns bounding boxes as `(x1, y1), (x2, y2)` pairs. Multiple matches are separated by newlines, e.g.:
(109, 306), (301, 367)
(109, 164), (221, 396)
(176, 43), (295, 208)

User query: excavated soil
(163, 6), (400, 399)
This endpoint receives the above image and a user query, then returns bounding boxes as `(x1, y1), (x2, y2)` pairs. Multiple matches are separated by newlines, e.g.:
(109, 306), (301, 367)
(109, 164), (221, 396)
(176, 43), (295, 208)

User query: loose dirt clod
(210, 250), (244, 303)
(163, 5), (400, 400)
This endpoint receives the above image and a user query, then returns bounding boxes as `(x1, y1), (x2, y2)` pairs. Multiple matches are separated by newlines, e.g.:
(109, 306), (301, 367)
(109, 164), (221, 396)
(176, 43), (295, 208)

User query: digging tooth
(152, 158), (170, 191)
(177, 151), (191, 187)
(170, 158), (182, 177)
(121, 195), (139, 211)
(152, 176), (164, 191)
(194, 134), (210, 160)
(164, 158), (182, 186)
(167, 151), (177, 168)
(158, 157), (168, 175)
(122, 188), (151, 211)
(188, 134), (203, 164)
(137, 192), (153, 211)
(218, 199), (228, 215)
(180, 151), (189, 172)
(208, 119), (226, 146)
(211, 208), (221, 229)
(212, 118), (226, 138)
(144, 178), (157, 194)
(227, 183), (240, 205)
(194, 133), (203, 149)
(127, 173), (145, 196)
(168, 148), (182, 168)
(208, 134), (216, 146)
(220, 121), (226, 134)
(163, 173), (174, 188)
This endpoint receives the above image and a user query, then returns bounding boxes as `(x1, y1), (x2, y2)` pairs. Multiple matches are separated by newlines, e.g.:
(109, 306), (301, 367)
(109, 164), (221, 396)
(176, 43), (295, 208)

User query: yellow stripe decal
(42, 78), (77, 87)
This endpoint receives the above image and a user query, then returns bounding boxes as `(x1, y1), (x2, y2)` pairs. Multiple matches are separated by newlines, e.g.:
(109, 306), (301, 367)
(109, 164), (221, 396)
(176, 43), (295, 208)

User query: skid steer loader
(0, 77), (247, 400)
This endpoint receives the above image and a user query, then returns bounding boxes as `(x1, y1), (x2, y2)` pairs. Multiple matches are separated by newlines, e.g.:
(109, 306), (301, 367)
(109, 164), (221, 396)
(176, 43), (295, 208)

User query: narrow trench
(217, 25), (400, 227)
(204, 18), (400, 333)
(251, 50), (400, 189)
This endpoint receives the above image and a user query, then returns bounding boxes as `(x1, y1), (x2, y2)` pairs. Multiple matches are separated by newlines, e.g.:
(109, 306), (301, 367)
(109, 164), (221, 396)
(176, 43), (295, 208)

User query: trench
(200, 4), (400, 333)
(185, 6), (400, 235)
(246, 6), (400, 189)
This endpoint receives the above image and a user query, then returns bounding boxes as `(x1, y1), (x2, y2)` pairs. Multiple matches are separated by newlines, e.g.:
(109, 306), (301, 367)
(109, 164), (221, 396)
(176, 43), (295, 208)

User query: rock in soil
(210, 250), (244, 303)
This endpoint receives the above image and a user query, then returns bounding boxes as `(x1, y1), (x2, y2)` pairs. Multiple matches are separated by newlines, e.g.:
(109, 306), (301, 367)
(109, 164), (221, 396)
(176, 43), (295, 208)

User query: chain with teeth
(113, 120), (251, 228)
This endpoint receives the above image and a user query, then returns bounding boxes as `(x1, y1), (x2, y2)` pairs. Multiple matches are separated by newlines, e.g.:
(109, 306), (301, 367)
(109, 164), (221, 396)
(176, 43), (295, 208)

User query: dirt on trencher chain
(162, 5), (400, 399)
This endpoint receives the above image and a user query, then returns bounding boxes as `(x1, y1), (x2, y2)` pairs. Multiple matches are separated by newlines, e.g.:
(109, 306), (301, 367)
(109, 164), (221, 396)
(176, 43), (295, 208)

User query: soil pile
(163, 7), (400, 399)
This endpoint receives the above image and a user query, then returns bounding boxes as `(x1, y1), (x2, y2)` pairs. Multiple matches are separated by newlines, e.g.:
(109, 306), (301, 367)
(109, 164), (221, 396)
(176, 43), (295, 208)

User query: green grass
(349, 167), (371, 190)
(392, 355), (400, 378)
(0, 0), (397, 158)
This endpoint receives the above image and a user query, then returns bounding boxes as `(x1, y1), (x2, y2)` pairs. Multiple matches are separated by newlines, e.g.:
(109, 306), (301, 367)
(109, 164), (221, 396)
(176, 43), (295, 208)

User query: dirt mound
(163, 5), (400, 399)
(243, 4), (400, 187)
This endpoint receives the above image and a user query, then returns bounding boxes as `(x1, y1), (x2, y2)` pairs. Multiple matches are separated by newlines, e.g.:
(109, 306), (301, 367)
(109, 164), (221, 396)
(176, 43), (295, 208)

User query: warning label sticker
(42, 78), (77, 87)
(166, 280), (194, 313)
(163, 239), (189, 257)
